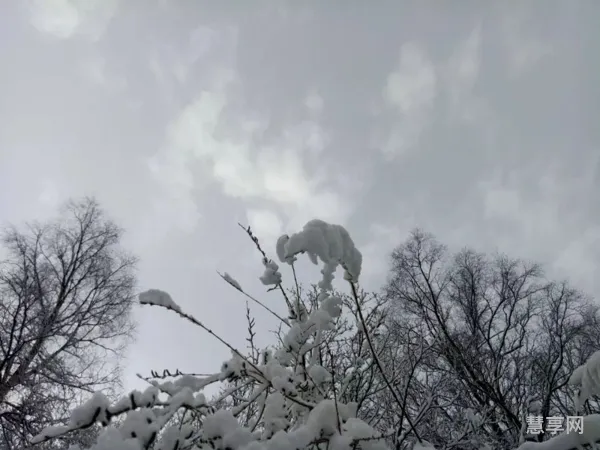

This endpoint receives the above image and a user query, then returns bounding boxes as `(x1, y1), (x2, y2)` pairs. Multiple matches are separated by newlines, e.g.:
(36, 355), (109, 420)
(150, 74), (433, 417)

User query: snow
(341, 418), (388, 450)
(119, 408), (158, 445)
(413, 441), (437, 450)
(515, 415), (600, 450)
(512, 350), (600, 449)
(69, 392), (111, 427)
(569, 365), (585, 386)
(320, 294), (343, 318)
(157, 424), (194, 450)
(85, 428), (140, 450)
(308, 364), (331, 385)
(34, 218), (392, 450)
(569, 350), (600, 412)
(276, 234), (295, 264)
(30, 425), (70, 444)
(279, 220), (362, 291)
(139, 289), (181, 312)
(259, 260), (282, 286)
(221, 271), (244, 291)
(203, 409), (239, 439)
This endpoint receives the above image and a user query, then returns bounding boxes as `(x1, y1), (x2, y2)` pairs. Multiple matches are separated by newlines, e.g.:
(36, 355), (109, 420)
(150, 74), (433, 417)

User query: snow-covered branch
(33, 219), (403, 450)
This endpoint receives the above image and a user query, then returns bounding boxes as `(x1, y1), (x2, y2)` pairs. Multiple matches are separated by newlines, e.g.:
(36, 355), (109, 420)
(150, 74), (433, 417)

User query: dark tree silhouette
(383, 229), (600, 449)
(0, 198), (137, 449)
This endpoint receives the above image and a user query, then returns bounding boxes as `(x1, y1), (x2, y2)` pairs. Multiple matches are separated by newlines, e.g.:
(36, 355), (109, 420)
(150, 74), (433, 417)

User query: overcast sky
(1, 1), (598, 393)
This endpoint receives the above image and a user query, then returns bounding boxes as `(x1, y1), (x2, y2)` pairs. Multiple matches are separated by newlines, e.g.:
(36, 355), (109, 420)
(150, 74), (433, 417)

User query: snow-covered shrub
(33, 219), (426, 450)
(513, 351), (600, 450)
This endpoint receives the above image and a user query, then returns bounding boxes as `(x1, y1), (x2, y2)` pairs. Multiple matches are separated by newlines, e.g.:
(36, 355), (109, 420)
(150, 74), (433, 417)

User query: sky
(0, 1), (599, 394)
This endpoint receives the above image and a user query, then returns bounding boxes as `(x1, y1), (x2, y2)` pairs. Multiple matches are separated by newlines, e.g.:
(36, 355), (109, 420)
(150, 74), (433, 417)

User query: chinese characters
(525, 416), (584, 435)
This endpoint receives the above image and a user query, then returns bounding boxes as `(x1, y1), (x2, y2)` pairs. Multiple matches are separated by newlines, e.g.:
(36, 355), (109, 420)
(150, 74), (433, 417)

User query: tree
(0, 198), (137, 449)
(382, 229), (600, 449)
(31, 219), (600, 450)
(32, 219), (442, 450)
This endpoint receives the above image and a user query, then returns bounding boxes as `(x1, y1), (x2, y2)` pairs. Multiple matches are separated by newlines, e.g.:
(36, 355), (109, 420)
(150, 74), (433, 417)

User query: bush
(32, 219), (433, 450)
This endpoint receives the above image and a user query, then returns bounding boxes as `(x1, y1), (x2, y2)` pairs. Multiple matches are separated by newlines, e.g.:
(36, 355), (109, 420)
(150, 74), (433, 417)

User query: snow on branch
(219, 272), (244, 292)
(139, 289), (181, 312)
(569, 350), (600, 414)
(276, 219), (363, 291)
(512, 349), (600, 450)
(33, 219), (419, 450)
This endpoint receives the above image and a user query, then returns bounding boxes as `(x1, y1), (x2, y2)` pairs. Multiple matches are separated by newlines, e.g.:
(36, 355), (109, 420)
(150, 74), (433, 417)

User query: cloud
(442, 25), (485, 124)
(304, 91), (324, 115)
(478, 168), (562, 251)
(499, 5), (553, 77)
(553, 227), (600, 294)
(246, 209), (283, 252)
(480, 173), (522, 224)
(379, 42), (437, 160)
(188, 26), (222, 64)
(148, 69), (351, 240)
(146, 25), (237, 90)
(385, 43), (437, 113)
(506, 37), (552, 78)
(359, 219), (417, 290)
(79, 56), (127, 91)
(26, 0), (119, 40)
(476, 156), (600, 295)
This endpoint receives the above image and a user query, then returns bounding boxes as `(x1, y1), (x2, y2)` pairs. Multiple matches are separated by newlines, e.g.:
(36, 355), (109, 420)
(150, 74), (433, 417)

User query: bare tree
(383, 229), (600, 449)
(0, 198), (137, 449)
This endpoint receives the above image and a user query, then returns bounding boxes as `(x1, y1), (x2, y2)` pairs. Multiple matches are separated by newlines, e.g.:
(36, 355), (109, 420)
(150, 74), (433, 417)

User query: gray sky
(1, 1), (599, 393)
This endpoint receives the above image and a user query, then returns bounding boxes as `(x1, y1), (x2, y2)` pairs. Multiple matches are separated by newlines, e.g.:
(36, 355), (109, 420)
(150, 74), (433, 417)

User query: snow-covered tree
(32, 219), (438, 450)
(512, 350), (600, 449)
(0, 198), (137, 449)
(32, 220), (600, 450)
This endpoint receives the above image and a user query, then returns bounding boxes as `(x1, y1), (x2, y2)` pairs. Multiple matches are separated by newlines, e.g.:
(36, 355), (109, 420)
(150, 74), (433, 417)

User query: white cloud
(26, 0), (118, 40)
(304, 91), (324, 115)
(148, 70), (352, 240)
(442, 25), (486, 124)
(379, 42), (437, 160)
(246, 209), (283, 251)
(385, 43), (437, 113)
